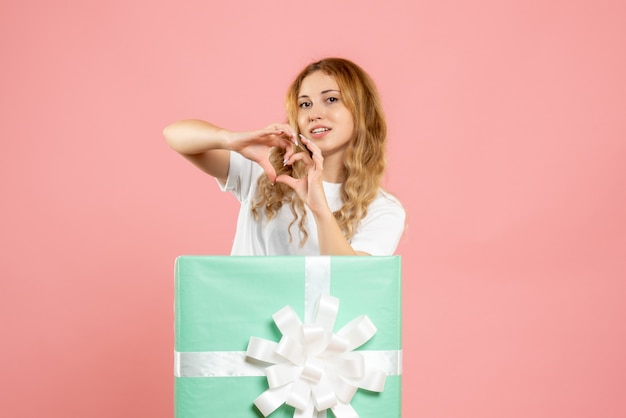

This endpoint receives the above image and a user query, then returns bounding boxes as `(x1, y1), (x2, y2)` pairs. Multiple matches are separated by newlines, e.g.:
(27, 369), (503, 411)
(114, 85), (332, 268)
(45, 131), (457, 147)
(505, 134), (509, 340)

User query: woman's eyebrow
(298, 89), (341, 100)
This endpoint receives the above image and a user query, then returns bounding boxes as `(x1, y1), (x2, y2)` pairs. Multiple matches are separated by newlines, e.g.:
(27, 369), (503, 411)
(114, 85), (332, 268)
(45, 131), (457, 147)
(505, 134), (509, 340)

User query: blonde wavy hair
(251, 57), (387, 245)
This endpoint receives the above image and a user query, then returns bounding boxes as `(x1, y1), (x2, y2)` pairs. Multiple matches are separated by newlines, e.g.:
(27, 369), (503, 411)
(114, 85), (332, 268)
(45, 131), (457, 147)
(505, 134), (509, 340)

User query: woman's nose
(308, 109), (323, 121)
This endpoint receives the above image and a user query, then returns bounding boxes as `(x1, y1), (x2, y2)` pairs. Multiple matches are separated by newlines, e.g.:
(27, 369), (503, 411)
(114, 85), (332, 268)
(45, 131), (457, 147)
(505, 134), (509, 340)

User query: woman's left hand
(275, 135), (329, 214)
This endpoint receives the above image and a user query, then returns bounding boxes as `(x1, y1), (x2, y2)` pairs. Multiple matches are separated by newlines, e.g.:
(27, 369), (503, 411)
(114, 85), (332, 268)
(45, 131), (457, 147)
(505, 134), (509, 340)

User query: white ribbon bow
(246, 294), (387, 418)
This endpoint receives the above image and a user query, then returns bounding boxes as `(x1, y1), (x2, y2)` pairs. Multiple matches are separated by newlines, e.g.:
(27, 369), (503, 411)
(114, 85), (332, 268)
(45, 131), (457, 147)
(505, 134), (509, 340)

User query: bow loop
(336, 315), (377, 351)
(273, 306), (303, 340)
(266, 363), (299, 388)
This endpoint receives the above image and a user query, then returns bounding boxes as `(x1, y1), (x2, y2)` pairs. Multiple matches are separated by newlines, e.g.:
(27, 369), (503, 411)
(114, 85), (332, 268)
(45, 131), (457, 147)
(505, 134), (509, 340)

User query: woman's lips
(310, 127), (331, 138)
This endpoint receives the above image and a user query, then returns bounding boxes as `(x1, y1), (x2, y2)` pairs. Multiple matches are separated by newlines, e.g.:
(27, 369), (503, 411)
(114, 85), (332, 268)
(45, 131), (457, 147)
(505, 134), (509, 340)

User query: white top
(219, 152), (405, 255)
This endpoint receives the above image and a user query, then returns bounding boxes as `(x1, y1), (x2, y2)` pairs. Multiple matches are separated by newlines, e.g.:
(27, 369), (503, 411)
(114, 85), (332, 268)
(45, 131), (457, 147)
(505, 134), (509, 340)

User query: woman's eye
(327, 97), (338, 103)
(298, 102), (311, 108)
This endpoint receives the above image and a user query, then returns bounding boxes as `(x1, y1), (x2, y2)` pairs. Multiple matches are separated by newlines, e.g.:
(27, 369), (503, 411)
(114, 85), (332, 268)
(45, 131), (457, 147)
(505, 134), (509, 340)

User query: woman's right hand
(228, 123), (297, 182)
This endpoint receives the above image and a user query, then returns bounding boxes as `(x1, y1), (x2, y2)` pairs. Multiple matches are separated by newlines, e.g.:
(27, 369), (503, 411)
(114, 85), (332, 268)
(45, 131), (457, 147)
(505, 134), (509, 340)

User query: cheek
(340, 110), (355, 132)
(297, 113), (307, 131)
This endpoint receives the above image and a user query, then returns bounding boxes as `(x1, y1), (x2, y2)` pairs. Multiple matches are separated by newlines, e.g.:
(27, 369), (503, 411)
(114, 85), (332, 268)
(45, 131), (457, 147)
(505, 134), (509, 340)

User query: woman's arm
(164, 119), (295, 183)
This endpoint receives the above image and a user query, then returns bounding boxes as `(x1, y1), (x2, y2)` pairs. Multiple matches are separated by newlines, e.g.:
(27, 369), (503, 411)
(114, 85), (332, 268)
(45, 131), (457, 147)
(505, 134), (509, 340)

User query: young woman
(164, 58), (405, 256)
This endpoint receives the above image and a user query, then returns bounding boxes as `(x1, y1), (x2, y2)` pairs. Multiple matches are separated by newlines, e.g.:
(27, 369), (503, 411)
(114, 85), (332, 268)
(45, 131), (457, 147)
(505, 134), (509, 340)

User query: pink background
(1, 0), (625, 417)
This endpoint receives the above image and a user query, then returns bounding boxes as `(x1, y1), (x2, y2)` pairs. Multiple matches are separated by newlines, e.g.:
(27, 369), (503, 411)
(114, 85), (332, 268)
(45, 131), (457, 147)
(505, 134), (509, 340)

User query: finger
(285, 151), (313, 167)
(283, 145), (296, 165)
(299, 135), (323, 168)
(258, 131), (294, 150)
(257, 158), (277, 183)
(275, 174), (298, 190)
(276, 123), (298, 138)
(300, 134), (323, 158)
(271, 124), (298, 144)
(260, 127), (293, 140)
(294, 139), (312, 158)
(273, 136), (295, 150)
(311, 149), (324, 166)
(283, 143), (314, 166)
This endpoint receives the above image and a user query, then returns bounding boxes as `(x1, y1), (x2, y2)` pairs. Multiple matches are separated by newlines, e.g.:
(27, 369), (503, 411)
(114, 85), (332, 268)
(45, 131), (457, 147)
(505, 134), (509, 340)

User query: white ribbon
(246, 294), (389, 418)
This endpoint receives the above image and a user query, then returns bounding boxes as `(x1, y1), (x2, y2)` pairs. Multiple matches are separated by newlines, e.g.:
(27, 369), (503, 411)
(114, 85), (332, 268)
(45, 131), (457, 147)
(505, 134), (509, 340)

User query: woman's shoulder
(368, 188), (405, 217)
(375, 188), (404, 207)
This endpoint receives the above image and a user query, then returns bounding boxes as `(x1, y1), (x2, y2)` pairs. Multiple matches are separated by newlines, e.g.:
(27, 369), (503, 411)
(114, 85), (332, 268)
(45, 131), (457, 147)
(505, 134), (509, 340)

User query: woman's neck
(321, 152), (346, 183)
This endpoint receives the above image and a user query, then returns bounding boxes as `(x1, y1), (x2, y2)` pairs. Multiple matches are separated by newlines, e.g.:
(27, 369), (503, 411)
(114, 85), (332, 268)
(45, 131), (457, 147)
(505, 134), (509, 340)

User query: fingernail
(299, 134), (308, 142)
(283, 159), (288, 166)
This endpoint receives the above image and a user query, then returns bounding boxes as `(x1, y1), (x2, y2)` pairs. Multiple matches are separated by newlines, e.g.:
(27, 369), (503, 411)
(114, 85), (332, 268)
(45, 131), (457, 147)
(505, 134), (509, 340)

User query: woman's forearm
(163, 119), (231, 155)
(313, 209), (367, 256)
(163, 119), (232, 181)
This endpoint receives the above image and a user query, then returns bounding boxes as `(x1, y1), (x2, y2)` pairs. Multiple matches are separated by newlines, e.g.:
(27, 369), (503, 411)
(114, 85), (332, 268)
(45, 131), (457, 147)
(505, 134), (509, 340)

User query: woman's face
(296, 71), (355, 160)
